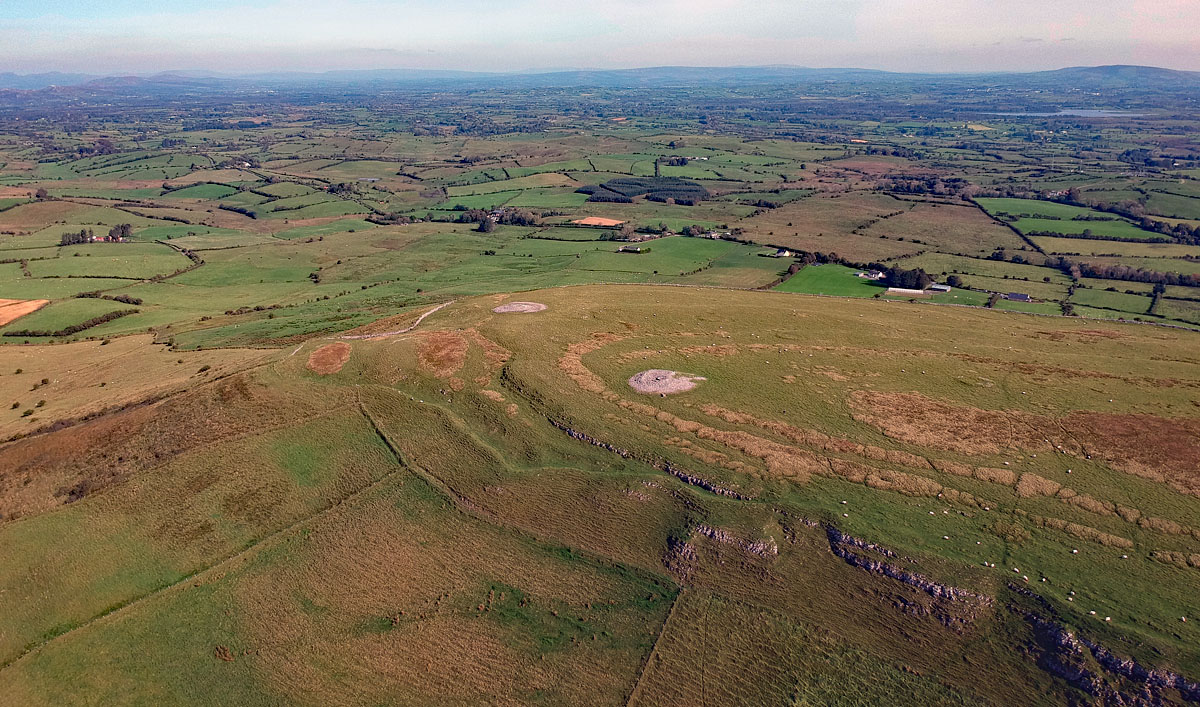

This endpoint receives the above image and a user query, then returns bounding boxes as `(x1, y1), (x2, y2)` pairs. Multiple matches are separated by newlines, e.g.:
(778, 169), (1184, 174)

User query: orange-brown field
(0, 299), (48, 327)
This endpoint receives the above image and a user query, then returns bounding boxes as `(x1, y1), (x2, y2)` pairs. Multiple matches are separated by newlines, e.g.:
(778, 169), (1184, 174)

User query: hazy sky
(3, 0), (1198, 74)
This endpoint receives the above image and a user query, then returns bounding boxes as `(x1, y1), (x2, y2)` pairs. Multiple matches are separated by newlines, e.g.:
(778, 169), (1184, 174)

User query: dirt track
(338, 301), (455, 340)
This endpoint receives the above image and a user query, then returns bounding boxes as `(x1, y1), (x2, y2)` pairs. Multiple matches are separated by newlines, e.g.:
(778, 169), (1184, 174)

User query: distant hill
(0, 64), (1197, 93)
(1024, 65), (1200, 89)
(0, 72), (98, 90)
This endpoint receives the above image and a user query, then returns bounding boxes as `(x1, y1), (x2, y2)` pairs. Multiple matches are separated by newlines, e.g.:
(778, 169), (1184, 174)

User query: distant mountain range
(1, 64), (1197, 92)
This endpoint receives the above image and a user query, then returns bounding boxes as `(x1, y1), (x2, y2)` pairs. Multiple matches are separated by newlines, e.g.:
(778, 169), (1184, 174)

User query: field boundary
(0, 396), (408, 673)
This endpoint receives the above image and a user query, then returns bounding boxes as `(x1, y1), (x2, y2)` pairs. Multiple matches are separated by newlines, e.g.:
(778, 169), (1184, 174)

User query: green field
(774, 264), (886, 296)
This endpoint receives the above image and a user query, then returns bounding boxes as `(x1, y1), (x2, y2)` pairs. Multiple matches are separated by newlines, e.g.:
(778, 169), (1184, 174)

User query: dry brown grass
(1015, 473), (1062, 498)
(0, 334), (275, 440)
(417, 332), (468, 379)
(1028, 515), (1134, 548)
(306, 342), (352, 375)
(976, 467), (1018, 486)
(1070, 412), (1200, 497)
(848, 390), (1053, 456)
(0, 372), (348, 521)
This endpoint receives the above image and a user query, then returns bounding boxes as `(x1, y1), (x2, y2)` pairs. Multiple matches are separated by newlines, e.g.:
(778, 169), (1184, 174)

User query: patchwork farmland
(0, 68), (1199, 704)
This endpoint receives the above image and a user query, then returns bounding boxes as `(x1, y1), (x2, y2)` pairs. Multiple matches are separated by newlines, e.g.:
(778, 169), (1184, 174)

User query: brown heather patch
(1139, 516), (1190, 536)
(1150, 551), (1200, 570)
(466, 329), (511, 385)
(851, 393), (1200, 498)
(1015, 473), (1061, 498)
(696, 402), (930, 469)
(976, 467), (1018, 486)
(814, 367), (849, 382)
(1060, 491), (1116, 517)
(0, 374), (344, 520)
(558, 333), (627, 399)
(505, 403), (518, 417)
(1028, 515), (1134, 548)
(932, 459), (974, 477)
(306, 342), (352, 375)
(1068, 412), (1200, 497)
(1117, 505), (1143, 524)
(480, 390), (506, 403)
(848, 390), (1054, 456)
(417, 331), (468, 379)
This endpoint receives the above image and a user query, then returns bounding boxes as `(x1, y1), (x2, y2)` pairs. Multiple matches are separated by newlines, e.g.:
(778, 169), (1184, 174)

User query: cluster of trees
(577, 177), (709, 206)
(60, 229), (95, 246)
(218, 204), (257, 219)
(1047, 256), (1200, 288)
(75, 139), (117, 156)
(1118, 148), (1196, 168)
(879, 265), (934, 290)
(327, 182), (359, 195)
(3, 309), (137, 338)
(878, 175), (970, 196)
(454, 208), (540, 230)
(412, 116), (548, 138)
(663, 156), (690, 166)
(368, 212), (413, 225)
(863, 146), (921, 159)
(78, 291), (142, 305)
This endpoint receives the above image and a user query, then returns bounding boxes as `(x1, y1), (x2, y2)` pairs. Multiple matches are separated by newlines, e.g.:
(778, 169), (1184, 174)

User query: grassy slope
(1, 286), (1197, 704)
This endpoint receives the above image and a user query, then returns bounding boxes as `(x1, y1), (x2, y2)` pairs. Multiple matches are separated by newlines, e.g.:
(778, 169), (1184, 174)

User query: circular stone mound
(493, 302), (547, 314)
(628, 369), (706, 395)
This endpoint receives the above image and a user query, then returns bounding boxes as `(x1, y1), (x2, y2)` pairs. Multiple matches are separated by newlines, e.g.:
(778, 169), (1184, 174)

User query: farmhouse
(1006, 292), (1033, 302)
(772, 249), (793, 258)
(855, 270), (885, 280)
(616, 245), (645, 253)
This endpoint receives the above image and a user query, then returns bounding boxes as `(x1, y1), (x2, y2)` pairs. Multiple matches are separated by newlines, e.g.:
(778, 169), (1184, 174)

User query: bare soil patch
(492, 302), (547, 314)
(307, 342), (352, 375)
(628, 369), (706, 395)
(571, 217), (625, 227)
(0, 299), (49, 327)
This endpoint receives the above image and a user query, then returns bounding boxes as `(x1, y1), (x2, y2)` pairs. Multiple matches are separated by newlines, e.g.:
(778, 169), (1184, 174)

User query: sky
(2, 0), (1198, 75)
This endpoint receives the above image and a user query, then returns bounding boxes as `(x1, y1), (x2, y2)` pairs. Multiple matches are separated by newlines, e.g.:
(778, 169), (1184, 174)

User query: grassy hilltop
(1, 286), (1198, 704)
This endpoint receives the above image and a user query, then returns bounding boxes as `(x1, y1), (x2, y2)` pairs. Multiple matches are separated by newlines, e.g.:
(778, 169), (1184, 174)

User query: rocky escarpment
(549, 418), (751, 499)
(1015, 585), (1200, 704)
(695, 524), (778, 558)
(826, 527), (992, 606)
